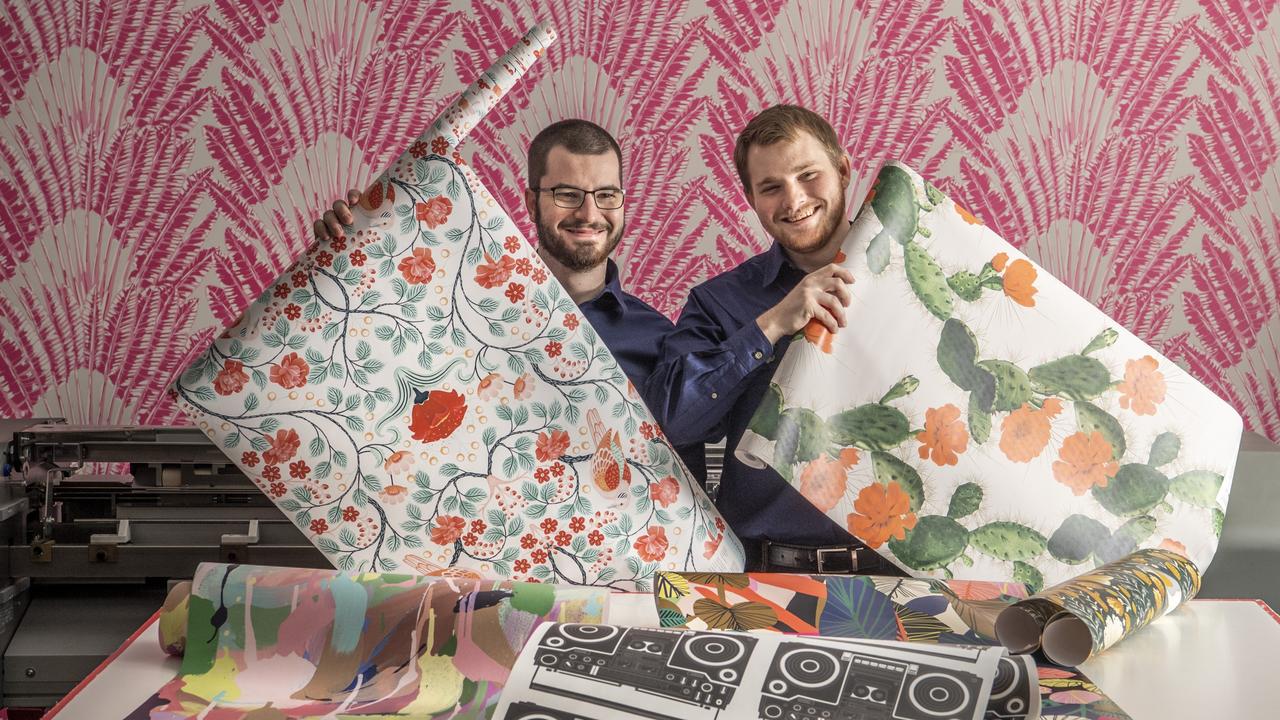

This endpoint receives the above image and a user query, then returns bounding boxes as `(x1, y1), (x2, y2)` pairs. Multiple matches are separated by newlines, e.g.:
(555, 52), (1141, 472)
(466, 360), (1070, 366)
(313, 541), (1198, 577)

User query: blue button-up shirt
(645, 243), (853, 545)
(582, 260), (707, 482)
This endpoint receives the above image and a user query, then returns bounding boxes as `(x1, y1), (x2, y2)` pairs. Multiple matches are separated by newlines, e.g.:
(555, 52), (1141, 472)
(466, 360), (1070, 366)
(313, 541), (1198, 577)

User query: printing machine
(0, 420), (329, 708)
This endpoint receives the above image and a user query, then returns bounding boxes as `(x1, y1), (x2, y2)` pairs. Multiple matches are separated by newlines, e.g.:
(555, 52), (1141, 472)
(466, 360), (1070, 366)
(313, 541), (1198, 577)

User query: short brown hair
(733, 105), (844, 193)
(527, 119), (623, 187)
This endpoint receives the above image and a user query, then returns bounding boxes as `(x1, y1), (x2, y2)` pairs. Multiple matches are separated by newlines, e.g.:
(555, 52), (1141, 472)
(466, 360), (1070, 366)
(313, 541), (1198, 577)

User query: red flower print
(474, 253), (516, 288)
(462, 533), (478, 546)
(504, 236), (521, 253)
(563, 313), (579, 330)
(415, 197), (452, 228)
(292, 271), (308, 288)
(569, 516), (586, 533)
(274, 283), (290, 299)
(342, 506), (359, 522)
(430, 515), (466, 545)
(470, 519), (487, 534)
(310, 519), (328, 534)
(241, 451), (259, 467)
(588, 530), (604, 546)
(398, 247), (436, 284)
(514, 559), (531, 573)
(350, 249), (367, 266)
(269, 482), (286, 498)
(555, 531), (572, 546)
(540, 518), (558, 534)
(649, 476), (680, 508)
(410, 141), (428, 158)
(536, 430), (571, 461)
(531, 549), (548, 564)
(531, 268), (547, 284)
(505, 282), (525, 303)
(316, 251), (333, 267)
(551, 462), (565, 477)
(214, 360), (250, 396)
(270, 352), (309, 389)
(431, 136), (449, 155)
(289, 460), (310, 479)
(535, 467), (551, 483)
(262, 465), (282, 481)
(639, 422), (657, 440)
(515, 258), (532, 275)
(329, 237), (346, 251)
(545, 341), (562, 358)
(262, 429), (301, 465)
(633, 527), (670, 562)
(409, 389), (467, 442)
(520, 533), (538, 549)
(284, 303), (301, 320)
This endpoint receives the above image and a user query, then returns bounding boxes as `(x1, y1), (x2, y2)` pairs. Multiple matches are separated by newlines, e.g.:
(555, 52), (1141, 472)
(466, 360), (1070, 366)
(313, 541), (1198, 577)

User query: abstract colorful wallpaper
(2, 0), (1278, 446)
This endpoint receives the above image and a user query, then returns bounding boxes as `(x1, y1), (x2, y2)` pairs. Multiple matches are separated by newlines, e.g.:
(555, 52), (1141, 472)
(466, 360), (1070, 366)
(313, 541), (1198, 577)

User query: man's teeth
(785, 207), (817, 222)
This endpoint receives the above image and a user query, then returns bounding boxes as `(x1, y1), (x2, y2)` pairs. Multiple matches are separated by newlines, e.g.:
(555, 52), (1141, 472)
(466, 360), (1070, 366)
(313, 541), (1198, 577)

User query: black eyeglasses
(531, 185), (625, 210)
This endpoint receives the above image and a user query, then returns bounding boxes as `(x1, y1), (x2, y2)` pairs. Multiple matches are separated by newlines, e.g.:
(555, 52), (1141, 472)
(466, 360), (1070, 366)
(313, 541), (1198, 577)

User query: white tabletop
(46, 598), (1280, 720)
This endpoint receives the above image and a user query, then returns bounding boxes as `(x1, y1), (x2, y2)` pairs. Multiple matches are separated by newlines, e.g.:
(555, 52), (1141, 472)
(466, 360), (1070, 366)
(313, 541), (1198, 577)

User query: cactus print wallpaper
(2, 0), (1279, 447)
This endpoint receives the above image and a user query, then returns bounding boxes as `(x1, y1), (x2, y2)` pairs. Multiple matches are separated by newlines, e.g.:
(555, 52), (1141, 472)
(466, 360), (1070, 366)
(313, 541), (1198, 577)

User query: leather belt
(761, 540), (884, 574)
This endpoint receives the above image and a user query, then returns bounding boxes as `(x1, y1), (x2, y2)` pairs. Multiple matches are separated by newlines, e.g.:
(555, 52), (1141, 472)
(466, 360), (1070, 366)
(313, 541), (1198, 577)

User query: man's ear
(838, 153), (852, 188)
(524, 187), (537, 217)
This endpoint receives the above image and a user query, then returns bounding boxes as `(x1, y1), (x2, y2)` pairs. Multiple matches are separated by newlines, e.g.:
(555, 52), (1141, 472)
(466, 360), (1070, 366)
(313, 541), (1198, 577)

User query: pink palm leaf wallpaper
(1, 0), (1278, 443)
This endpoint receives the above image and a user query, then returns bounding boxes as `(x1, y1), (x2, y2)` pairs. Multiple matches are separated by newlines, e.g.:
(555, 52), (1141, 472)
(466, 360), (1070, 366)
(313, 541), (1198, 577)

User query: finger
(829, 264), (855, 284)
(313, 219), (326, 240)
(323, 210), (343, 240)
(346, 188), (361, 206)
(827, 279), (853, 307)
(333, 199), (353, 225)
(816, 294), (847, 328)
(811, 304), (842, 334)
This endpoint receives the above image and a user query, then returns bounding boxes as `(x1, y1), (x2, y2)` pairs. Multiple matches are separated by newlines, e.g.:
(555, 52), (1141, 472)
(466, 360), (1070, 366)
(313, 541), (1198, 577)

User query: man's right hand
(312, 189), (362, 241)
(756, 263), (855, 344)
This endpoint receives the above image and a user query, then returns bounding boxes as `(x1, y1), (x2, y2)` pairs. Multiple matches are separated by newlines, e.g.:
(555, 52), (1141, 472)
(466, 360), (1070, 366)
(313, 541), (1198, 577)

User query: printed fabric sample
(654, 571), (1131, 719)
(171, 26), (742, 588)
(494, 622), (1039, 720)
(134, 562), (610, 719)
(737, 161), (1241, 588)
(996, 547), (1201, 665)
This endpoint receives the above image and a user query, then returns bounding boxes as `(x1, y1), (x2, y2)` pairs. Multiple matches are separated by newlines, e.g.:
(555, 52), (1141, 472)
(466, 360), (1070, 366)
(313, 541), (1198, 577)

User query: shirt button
(711, 392), (719, 400)
(753, 351), (763, 360)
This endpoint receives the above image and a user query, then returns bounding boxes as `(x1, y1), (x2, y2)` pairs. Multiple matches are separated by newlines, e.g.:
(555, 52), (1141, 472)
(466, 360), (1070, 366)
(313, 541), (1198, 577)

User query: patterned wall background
(2, 0), (1278, 443)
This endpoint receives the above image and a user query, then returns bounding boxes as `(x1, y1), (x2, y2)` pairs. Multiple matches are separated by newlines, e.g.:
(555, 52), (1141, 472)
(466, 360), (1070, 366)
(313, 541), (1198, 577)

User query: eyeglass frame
(529, 184), (626, 210)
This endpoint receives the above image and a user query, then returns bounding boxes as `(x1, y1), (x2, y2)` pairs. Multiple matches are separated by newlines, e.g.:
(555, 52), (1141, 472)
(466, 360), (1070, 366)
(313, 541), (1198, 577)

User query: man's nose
(573, 195), (605, 224)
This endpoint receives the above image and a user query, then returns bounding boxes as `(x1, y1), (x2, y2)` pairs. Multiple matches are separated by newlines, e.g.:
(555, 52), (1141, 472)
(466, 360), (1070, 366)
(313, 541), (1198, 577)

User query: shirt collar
(760, 241), (796, 287)
(589, 259), (625, 308)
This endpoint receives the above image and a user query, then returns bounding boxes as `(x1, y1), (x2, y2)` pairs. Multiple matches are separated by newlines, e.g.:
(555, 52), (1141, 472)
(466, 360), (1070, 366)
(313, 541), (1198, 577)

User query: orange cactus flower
(1052, 431), (1119, 495)
(803, 320), (834, 353)
(846, 481), (917, 548)
(1002, 259), (1038, 307)
(990, 252), (1008, 272)
(798, 454), (848, 512)
(1117, 355), (1166, 416)
(916, 403), (969, 466)
(999, 398), (1062, 463)
(955, 201), (983, 225)
(838, 447), (861, 469)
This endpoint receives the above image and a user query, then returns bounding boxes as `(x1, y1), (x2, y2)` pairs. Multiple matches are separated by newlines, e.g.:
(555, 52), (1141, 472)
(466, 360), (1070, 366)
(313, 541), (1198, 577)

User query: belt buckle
(816, 546), (856, 574)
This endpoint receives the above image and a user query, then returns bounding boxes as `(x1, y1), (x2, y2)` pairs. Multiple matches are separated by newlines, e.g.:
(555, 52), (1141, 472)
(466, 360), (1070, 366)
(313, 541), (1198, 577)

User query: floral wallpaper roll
(134, 562), (609, 719)
(172, 27), (743, 588)
(737, 162), (1241, 588)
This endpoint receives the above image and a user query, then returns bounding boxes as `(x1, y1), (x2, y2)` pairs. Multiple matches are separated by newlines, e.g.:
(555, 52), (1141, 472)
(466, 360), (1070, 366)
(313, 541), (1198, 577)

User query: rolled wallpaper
(995, 547), (1201, 666)
(172, 26), (743, 588)
(136, 562), (610, 719)
(737, 161), (1241, 588)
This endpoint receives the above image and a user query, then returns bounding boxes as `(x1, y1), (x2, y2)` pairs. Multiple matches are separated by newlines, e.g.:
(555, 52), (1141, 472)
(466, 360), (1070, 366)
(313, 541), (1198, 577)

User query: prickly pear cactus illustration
(736, 161), (1242, 586)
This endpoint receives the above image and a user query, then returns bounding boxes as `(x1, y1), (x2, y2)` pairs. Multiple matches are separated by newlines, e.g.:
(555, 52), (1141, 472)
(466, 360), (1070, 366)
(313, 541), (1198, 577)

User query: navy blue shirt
(645, 243), (853, 546)
(581, 260), (707, 482)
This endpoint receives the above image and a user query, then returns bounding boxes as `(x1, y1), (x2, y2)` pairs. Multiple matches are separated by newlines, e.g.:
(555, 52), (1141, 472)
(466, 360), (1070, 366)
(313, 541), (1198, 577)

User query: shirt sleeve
(643, 286), (777, 445)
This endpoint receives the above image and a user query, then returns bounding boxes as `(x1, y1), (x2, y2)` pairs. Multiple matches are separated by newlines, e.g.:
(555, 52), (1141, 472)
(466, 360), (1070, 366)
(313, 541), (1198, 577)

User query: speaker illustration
(532, 625), (755, 720)
(984, 655), (1033, 719)
(758, 641), (984, 720)
(502, 700), (597, 720)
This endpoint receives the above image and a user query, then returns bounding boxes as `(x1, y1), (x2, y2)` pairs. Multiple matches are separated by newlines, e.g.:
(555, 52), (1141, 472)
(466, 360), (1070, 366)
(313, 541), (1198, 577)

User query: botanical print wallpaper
(2, 0), (1278, 446)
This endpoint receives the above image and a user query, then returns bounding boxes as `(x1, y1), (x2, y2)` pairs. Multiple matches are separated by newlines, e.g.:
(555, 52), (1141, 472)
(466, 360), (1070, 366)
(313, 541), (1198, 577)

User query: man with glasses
(315, 119), (705, 480)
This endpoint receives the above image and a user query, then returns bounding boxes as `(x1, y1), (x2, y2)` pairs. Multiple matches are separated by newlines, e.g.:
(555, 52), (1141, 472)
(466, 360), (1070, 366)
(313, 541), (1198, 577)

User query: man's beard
(776, 190), (848, 256)
(534, 204), (623, 272)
